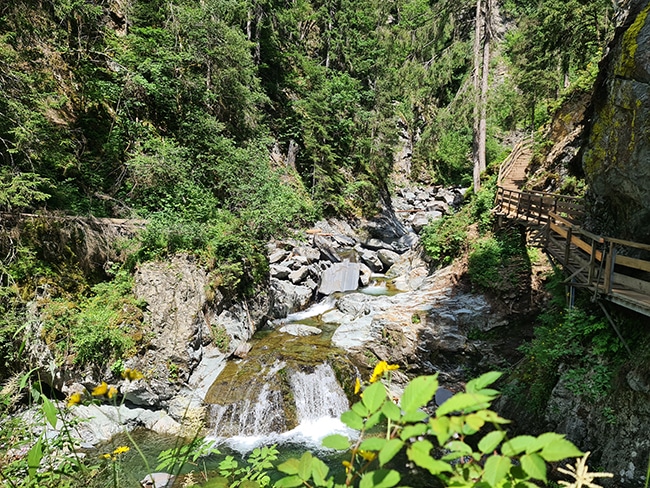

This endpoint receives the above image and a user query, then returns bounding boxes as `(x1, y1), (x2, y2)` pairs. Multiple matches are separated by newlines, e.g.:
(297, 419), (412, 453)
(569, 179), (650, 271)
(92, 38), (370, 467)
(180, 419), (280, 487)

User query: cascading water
(290, 363), (350, 422)
(207, 360), (353, 452)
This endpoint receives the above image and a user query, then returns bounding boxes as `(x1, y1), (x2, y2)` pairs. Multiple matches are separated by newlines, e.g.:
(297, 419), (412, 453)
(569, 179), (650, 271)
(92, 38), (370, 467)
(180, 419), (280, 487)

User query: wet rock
(294, 245), (321, 263)
(279, 324), (322, 336)
(363, 238), (391, 251)
(392, 232), (419, 253)
(411, 213), (429, 233)
(141, 473), (175, 488)
(270, 264), (292, 279)
(289, 266), (310, 284)
(377, 249), (400, 268)
(359, 263), (372, 287)
(331, 315), (378, 350)
(269, 279), (313, 318)
(319, 261), (360, 295)
(269, 250), (290, 264)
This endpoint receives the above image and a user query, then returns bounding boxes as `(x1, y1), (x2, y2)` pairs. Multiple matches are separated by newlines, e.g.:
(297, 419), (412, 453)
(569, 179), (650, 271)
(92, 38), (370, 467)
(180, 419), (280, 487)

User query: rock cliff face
(582, 1), (650, 242)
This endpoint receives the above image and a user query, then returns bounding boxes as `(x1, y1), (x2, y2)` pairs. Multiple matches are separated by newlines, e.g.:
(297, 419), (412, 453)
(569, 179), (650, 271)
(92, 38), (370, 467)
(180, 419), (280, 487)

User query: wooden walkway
(494, 141), (650, 318)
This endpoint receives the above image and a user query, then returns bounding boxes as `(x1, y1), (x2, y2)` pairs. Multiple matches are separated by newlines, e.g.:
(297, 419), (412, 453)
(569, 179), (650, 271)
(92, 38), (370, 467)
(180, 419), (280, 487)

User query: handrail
(495, 186), (650, 317)
(497, 136), (534, 187)
(497, 186), (582, 202)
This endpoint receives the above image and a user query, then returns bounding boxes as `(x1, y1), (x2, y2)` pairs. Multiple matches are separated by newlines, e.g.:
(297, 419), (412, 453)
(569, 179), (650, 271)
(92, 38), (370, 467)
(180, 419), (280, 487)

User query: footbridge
(493, 139), (650, 320)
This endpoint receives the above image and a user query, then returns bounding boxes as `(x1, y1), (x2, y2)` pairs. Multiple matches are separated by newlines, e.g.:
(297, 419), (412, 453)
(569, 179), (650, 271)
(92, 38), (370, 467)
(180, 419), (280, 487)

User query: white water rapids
(207, 362), (354, 453)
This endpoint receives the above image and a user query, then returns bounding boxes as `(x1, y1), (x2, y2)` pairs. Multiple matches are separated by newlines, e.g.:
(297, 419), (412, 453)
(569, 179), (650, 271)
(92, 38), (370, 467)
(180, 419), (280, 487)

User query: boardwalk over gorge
(494, 140), (650, 319)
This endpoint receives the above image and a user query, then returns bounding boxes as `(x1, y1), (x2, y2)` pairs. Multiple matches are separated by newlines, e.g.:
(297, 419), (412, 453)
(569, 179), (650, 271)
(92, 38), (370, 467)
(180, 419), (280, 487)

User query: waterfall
(207, 361), (353, 453)
(290, 363), (349, 422)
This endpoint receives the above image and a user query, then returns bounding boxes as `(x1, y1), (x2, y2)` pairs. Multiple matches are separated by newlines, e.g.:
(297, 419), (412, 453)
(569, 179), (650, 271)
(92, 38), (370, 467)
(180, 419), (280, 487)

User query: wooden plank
(615, 254), (650, 273)
(550, 222), (569, 238)
(606, 237), (650, 252)
(612, 273), (650, 295)
(570, 234), (594, 255)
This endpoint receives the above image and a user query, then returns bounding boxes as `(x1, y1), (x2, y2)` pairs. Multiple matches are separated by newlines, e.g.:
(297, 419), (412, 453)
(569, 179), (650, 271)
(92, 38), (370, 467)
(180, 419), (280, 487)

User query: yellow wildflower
(121, 368), (144, 381)
(342, 460), (352, 474)
(358, 450), (377, 462)
(107, 386), (118, 399)
(101, 453), (112, 460)
(369, 361), (399, 383)
(92, 381), (108, 396)
(354, 377), (361, 395)
(112, 446), (130, 456)
(66, 391), (83, 407)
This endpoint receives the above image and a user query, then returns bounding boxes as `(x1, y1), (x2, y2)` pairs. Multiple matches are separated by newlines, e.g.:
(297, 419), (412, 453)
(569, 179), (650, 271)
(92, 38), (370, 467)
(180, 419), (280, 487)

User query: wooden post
(603, 242), (615, 294)
(587, 238), (597, 286)
(564, 227), (573, 268)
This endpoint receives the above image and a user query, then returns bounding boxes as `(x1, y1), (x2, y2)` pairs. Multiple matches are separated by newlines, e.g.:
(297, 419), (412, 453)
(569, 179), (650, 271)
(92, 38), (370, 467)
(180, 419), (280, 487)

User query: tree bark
(472, 0), (484, 193)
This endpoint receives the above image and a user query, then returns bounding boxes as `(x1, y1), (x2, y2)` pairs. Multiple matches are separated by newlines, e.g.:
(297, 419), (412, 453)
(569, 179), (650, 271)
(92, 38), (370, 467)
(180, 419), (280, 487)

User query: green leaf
(475, 409), (511, 424)
(520, 453), (547, 482)
(352, 402), (370, 417)
(360, 437), (387, 451)
(465, 413), (485, 432)
(501, 436), (536, 457)
(400, 375), (438, 413)
(399, 423), (428, 441)
(429, 416), (452, 446)
(407, 440), (452, 475)
(42, 396), (58, 428)
(241, 481), (260, 488)
(359, 469), (400, 488)
(381, 400), (401, 421)
(298, 451), (313, 480)
(274, 475), (304, 488)
(435, 392), (492, 416)
(446, 440), (472, 454)
(478, 430), (506, 454)
(278, 458), (300, 475)
(539, 438), (583, 462)
(401, 410), (428, 423)
(27, 438), (43, 480)
(311, 457), (330, 486)
(378, 439), (403, 467)
(323, 434), (351, 450)
(201, 476), (229, 488)
(365, 411), (384, 429)
(466, 372), (502, 393)
(362, 382), (387, 413)
(341, 410), (364, 430)
(482, 455), (512, 487)
(525, 432), (562, 453)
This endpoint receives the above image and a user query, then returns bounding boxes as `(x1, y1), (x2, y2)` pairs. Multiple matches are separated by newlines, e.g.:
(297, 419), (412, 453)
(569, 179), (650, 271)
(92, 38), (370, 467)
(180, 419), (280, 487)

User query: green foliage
(421, 178), (498, 267)
(209, 446), (280, 488)
(421, 211), (471, 267)
(468, 228), (528, 293)
(40, 270), (144, 368)
(276, 371), (586, 488)
(514, 281), (623, 414)
(504, 0), (613, 129)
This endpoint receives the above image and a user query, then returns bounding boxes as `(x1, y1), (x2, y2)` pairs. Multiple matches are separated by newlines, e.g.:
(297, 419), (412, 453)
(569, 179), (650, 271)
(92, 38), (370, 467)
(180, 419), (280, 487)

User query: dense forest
(1, 1), (635, 485)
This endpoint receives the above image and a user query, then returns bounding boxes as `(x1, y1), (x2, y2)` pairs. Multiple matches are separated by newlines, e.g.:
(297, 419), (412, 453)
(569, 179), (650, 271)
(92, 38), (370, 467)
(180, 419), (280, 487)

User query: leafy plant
(275, 370), (587, 488)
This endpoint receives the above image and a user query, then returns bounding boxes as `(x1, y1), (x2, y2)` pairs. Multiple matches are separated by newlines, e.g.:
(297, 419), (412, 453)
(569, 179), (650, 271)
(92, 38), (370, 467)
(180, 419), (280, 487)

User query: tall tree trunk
(478, 0), (492, 176)
(472, 0), (484, 193)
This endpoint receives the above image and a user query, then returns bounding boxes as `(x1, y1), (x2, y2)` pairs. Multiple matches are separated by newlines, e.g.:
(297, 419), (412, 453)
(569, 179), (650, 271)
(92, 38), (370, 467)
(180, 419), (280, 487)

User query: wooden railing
(495, 187), (650, 317)
(494, 187), (584, 226)
(497, 136), (533, 187)
(545, 212), (650, 316)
